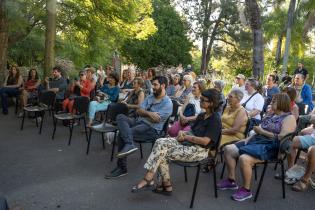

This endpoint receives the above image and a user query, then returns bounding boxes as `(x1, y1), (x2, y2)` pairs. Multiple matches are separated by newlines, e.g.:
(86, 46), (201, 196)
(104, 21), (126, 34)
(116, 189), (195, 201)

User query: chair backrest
(171, 99), (180, 118)
(210, 131), (222, 159)
(39, 91), (56, 108)
(105, 103), (129, 123)
(159, 117), (171, 137)
(73, 96), (90, 115)
(244, 117), (251, 137)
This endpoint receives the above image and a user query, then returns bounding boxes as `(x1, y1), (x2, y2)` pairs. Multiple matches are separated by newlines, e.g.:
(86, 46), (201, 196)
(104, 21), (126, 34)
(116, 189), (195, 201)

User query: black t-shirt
(294, 68), (308, 77)
(191, 112), (222, 148)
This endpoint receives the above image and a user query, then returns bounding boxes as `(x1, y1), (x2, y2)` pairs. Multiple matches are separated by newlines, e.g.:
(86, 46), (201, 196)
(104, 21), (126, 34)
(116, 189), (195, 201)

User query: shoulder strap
(242, 92), (258, 108)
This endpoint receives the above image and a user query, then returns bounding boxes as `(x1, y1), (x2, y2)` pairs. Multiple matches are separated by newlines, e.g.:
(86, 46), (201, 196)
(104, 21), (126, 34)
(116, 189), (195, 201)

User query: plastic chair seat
(90, 123), (117, 133)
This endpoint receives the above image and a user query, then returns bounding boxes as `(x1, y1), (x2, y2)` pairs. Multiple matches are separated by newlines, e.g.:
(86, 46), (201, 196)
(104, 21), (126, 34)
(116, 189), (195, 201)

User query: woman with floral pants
(131, 89), (222, 195)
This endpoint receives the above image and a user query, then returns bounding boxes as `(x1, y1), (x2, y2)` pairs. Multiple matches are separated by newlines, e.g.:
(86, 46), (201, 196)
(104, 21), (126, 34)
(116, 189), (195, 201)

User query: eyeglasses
(80, 74), (85, 76)
(200, 98), (210, 103)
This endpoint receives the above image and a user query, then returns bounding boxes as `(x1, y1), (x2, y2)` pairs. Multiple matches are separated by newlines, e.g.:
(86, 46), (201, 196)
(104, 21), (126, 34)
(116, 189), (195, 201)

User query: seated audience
(232, 74), (246, 96)
(121, 77), (145, 118)
(241, 78), (264, 122)
(62, 70), (94, 113)
(168, 81), (205, 137)
(130, 89), (222, 194)
(287, 116), (315, 169)
(87, 72), (120, 127)
(166, 74), (181, 97)
(292, 145), (315, 191)
(283, 87), (299, 120)
(105, 76), (172, 179)
(218, 93), (296, 201)
(173, 74), (194, 104)
(263, 74), (280, 112)
(18, 68), (41, 115)
(44, 66), (68, 101)
(147, 68), (156, 82)
(119, 69), (128, 88)
(0, 65), (23, 115)
(213, 80), (226, 114)
(121, 69), (135, 90)
(290, 73), (314, 114)
(221, 89), (248, 146)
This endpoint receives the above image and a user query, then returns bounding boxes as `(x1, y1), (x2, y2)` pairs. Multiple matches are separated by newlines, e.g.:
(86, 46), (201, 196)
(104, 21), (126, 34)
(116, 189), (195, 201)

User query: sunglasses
(80, 74), (85, 76)
(200, 98), (210, 103)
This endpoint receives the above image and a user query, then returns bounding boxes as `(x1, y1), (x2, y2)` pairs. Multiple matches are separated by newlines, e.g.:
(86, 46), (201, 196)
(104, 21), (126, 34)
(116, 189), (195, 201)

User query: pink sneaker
(231, 187), (253, 201)
(217, 179), (238, 190)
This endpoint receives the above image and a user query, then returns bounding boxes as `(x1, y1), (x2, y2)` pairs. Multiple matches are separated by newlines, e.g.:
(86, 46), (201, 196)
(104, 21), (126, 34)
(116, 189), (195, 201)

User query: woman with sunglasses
(62, 71), (94, 113)
(131, 89), (221, 195)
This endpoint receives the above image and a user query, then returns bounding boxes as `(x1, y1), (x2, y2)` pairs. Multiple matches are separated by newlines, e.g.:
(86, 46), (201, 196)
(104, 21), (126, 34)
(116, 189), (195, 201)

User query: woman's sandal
(152, 185), (172, 196)
(292, 179), (309, 192)
(131, 178), (155, 193)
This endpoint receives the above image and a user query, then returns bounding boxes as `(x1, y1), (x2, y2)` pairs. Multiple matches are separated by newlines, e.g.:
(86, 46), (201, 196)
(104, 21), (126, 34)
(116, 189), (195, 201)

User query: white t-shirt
(241, 92), (264, 120)
(232, 85), (247, 99)
(187, 94), (202, 115)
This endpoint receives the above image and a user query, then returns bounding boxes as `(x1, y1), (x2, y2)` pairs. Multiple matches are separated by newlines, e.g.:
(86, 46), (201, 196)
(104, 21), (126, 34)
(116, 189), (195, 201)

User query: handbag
(180, 103), (196, 126)
(239, 135), (279, 160)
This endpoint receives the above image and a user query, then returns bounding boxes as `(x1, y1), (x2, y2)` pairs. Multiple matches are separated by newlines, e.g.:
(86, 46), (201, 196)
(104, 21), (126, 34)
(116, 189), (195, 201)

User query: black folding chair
(169, 133), (222, 208)
(253, 132), (296, 202)
(87, 103), (128, 157)
(20, 91), (56, 134)
(169, 99), (180, 123)
(52, 96), (90, 145)
(133, 117), (170, 159)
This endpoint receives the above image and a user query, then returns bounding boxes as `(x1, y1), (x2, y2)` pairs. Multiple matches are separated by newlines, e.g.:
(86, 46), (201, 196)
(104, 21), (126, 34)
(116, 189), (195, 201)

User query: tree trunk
(245, 0), (264, 79)
(200, 0), (212, 75)
(0, 0), (8, 85)
(44, 0), (57, 78)
(275, 33), (283, 65)
(282, 0), (296, 77)
(205, 16), (221, 69)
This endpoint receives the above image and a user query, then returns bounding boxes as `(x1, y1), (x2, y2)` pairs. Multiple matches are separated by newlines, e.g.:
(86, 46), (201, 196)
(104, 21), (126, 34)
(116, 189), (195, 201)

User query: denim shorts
(299, 135), (315, 149)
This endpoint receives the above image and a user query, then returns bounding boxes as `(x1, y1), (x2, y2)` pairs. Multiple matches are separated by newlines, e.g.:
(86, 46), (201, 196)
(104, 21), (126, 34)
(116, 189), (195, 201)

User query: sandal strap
(143, 177), (153, 185)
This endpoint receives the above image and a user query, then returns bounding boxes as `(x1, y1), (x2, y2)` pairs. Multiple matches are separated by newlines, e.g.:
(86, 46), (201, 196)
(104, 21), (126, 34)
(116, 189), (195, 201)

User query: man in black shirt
(294, 62), (308, 80)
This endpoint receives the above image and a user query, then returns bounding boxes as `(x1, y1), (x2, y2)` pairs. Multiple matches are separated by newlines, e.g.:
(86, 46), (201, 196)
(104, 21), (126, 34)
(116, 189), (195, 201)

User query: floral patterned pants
(144, 137), (209, 183)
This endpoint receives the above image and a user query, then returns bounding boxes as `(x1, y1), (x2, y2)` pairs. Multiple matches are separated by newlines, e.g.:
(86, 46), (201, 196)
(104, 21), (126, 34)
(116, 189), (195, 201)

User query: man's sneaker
(231, 187), (253, 201)
(116, 145), (138, 158)
(105, 167), (128, 179)
(217, 179), (239, 190)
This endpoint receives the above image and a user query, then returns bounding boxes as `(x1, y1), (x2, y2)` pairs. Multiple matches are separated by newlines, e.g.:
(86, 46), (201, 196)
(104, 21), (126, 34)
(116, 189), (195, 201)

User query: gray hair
(229, 89), (244, 101)
(213, 80), (225, 92)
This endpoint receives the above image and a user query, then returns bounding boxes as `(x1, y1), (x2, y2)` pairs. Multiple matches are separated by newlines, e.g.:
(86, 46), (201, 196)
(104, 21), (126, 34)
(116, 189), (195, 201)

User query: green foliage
(121, 0), (192, 70)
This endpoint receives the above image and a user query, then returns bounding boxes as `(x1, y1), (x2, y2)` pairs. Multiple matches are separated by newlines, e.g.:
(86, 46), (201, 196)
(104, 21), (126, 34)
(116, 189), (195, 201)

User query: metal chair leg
(220, 162), (225, 179)
(294, 149), (301, 164)
(101, 133), (106, 149)
(184, 166), (188, 182)
(68, 120), (74, 145)
(254, 162), (267, 202)
(213, 163), (218, 198)
(139, 143), (143, 159)
(39, 111), (44, 134)
(110, 131), (117, 162)
(52, 116), (57, 140)
(86, 129), (92, 155)
(83, 117), (88, 142)
(35, 112), (39, 127)
(111, 131), (117, 162)
(20, 110), (26, 130)
(254, 164), (257, 181)
(190, 165), (201, 208)
(281, 160), (286, 199)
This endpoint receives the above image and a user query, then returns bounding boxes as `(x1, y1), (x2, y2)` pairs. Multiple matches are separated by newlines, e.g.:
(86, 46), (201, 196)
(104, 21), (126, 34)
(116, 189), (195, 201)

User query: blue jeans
(116, 114), (158, 170)
(88, 100), (110, 120)
(0, 87), (20, 113)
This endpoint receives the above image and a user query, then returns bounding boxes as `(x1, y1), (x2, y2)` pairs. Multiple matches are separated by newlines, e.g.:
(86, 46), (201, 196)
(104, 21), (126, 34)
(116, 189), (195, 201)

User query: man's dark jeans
(0, 87), (20, 113)
(116, 114), (158, 170)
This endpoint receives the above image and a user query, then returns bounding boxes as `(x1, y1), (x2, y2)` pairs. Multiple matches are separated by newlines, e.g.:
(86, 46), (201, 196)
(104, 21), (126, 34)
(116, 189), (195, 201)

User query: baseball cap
(236, 74), (245, 80)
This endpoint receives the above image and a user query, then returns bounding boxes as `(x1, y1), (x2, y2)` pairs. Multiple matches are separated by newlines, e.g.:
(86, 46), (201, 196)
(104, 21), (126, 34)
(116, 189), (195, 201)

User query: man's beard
(153, 87), (162, 97)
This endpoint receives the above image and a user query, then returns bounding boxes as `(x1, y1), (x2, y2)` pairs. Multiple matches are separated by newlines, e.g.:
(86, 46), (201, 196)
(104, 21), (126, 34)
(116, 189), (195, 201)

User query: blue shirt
(100, 84), (119, 102)
(139, 94), (173, 131)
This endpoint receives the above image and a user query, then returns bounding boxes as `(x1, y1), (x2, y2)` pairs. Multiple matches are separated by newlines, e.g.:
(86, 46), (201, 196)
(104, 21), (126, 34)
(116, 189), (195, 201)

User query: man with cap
(233, 74), (247, 96)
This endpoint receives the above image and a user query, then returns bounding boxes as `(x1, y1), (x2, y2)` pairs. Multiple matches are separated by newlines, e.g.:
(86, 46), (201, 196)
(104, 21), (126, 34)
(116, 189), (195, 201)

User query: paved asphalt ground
(1, 107), (315, 210)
